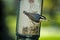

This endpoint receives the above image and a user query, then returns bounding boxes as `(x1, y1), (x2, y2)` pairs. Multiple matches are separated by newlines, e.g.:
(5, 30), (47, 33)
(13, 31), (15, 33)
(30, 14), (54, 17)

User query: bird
(23, 11), (46, 23)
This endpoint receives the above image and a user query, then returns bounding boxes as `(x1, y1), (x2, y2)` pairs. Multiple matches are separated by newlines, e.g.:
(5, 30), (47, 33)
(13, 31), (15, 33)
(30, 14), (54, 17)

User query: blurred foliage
(2, 0), (60, 40)
(42, 0), (60, 27)
(5, 16), (16, 38)
(39, 36), (60, 40)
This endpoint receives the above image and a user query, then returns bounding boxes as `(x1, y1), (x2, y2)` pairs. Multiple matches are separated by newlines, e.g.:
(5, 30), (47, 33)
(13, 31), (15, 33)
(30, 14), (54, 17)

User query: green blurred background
(1, 0), (60, 40)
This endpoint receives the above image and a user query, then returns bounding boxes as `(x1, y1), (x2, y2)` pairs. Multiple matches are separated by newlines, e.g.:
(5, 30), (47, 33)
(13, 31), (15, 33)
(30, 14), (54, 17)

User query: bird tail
(23, 11), (30, 16)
